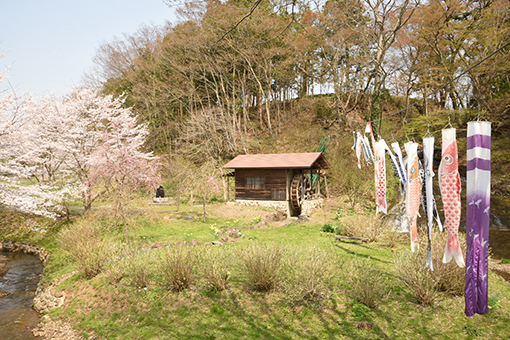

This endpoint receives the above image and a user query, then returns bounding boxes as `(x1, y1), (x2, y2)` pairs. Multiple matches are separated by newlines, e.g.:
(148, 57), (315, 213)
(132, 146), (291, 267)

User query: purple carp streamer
(465, 121), (491, 317)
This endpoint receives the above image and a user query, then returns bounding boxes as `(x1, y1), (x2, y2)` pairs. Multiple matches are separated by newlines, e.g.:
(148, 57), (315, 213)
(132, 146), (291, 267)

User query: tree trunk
(370, 89), (382, 139)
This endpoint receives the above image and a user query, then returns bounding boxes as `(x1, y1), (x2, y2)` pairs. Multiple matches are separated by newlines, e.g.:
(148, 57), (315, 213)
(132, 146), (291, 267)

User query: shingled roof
(223, 152), (329, 169)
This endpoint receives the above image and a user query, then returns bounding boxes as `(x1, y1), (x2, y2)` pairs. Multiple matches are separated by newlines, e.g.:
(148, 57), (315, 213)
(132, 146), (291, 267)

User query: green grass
(2, 200), (510, 340)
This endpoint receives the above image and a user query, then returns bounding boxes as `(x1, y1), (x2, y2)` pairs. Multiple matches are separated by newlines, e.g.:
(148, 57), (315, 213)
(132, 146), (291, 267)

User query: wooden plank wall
(235, 169), (287, 200)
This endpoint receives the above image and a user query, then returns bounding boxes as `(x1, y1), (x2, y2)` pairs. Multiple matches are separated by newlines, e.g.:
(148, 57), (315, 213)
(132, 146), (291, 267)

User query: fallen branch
(334, 235), (369, 243)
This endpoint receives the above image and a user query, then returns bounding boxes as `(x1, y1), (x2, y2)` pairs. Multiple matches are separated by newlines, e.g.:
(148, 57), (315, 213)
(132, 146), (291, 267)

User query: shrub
(348, 256), (389, 308)
(380, 230), (408, 248)
(105, 259), (125, 285)
(284, 246), (338, 303)
(59, 219), (118, 279)
(159, 245), (196, 291)
(429, 231), (466, 296)
(394, 229), (467, 305)
(341, 214), (382, 242)
(200, 246), (232, 291)
(126, 250), (154, 288)
(240, 242), (284, 292)
(322, 224), (335, 233)
(394, 250), (437, 305)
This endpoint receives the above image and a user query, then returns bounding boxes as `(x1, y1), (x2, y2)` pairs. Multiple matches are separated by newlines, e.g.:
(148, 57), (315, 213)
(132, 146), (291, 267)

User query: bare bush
(348, 256), (389, 308)
(430, 232), (466, 296)
(284, 246), (338, 303)
(126, 250), (154, 288)
(200, 246), (233, 291)
(105, 259), (125, 285)
(159, 245), (196, 291)
(240, 243), (284, 292)
(380, 230), (409, 248)
(394, 250), (437, 305)
(341, 214), (383, 242)
(59, 220), (118, 279)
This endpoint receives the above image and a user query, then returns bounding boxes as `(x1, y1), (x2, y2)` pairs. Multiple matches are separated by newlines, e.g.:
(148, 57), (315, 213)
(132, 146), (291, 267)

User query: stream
(0, 250), (43, 340)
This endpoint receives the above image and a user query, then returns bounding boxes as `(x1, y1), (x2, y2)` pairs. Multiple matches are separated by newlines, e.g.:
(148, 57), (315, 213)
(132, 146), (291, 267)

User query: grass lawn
(2, 199), (510, 339)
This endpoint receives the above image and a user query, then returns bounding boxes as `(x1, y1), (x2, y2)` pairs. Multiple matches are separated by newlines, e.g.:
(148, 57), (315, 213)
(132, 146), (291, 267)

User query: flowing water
(0, 250), (43, 340)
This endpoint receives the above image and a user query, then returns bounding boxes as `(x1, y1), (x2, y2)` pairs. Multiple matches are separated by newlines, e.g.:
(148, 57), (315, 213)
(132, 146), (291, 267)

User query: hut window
(246, 177), (264, 189)
(272, 188), (286, 200)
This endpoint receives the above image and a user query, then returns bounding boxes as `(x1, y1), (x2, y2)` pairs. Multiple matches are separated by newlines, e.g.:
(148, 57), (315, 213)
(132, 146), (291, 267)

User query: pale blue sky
(1, 0), (175, 96)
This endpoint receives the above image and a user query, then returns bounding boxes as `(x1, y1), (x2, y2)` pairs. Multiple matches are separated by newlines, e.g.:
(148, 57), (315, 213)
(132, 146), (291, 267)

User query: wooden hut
(223, 152), (329, 216)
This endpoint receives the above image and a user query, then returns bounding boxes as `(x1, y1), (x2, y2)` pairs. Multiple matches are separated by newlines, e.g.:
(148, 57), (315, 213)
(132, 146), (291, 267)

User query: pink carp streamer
(405, 142), (421, 252)
(374, 140), (388, 214)
(439, 128), (465, 267)
(465, 121), (491, 316)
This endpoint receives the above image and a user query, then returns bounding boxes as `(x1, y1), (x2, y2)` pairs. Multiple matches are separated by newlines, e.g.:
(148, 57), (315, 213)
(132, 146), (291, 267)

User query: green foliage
(321, 223), (335, 233)
(463, 324), (482, 337)
(333, 207), (343, 220)
(488, 294), (502, 313)
(405, 109), (490, 142)
(352, 302), (371, 321)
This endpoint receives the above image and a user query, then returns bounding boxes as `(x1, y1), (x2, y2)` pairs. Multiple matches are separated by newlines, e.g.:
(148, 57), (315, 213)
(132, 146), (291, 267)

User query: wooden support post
(324, 175), (329, 198)
(317, 169), (321, 197)
(227, 175), (230, 202)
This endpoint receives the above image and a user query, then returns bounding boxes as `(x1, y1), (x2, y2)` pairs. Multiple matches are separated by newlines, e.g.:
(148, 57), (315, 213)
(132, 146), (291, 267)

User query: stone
(296, 214), (310, 223)
(265, 211), (287, 223)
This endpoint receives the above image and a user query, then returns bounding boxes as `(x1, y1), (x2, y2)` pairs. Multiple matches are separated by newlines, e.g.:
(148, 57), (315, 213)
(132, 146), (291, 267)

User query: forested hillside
(90, 0), (509, 157)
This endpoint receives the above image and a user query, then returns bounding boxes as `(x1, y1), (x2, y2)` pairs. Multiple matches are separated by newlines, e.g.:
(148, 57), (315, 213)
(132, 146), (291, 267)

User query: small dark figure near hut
(156, 185), (165, 198)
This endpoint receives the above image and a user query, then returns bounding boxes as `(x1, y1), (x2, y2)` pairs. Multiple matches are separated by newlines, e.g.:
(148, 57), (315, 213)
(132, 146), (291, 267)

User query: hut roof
(223, 152), (329, 170)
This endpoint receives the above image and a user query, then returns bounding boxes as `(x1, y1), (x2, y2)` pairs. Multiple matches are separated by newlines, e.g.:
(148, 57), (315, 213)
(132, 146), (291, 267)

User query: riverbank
(0, 241), (90, 340)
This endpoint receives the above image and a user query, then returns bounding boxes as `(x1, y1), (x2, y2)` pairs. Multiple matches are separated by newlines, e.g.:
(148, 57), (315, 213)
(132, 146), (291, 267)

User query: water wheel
(290, 173), (312, 214)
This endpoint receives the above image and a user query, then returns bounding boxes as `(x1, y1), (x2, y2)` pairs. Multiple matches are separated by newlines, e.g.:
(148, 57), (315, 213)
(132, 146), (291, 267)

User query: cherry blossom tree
(0, 72), (160, 218)
(87, 102), (160, 225)
(0, 62), (70, 218)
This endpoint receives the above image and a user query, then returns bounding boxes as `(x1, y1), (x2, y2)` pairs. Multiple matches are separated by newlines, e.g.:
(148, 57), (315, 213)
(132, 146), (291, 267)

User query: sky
(1, 0), (176, 97)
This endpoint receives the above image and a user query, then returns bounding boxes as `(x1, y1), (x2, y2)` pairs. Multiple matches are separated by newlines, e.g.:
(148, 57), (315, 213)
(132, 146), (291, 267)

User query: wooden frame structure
(223, 152), (329, 215)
